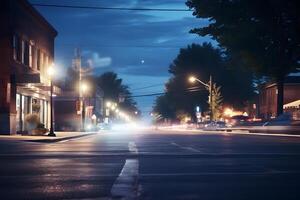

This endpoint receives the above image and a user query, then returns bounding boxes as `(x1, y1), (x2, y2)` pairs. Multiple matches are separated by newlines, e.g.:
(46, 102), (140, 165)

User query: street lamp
(189, 75), (213, 121)
(47, 65), (56, 137)
(106, 101), (112, 108)
(80, 82), (89, 131)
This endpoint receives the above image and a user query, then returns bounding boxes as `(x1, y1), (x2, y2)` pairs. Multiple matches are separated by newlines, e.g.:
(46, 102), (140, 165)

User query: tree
(153, 43), (254, 121)
(186, 0), (300, 116)
(96, 72), (138, 113)
(210, 84), (223, 120)
(153, 95), (176, 120)
(169, 43), (254, 108)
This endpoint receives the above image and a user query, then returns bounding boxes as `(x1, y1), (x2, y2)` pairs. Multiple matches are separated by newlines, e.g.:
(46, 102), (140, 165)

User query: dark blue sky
(30, 0), (211, 115)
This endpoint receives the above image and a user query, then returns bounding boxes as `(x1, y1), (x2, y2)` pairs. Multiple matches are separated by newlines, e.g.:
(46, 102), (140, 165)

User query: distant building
(259, 76), (300, 120)
(0, 0), (58, 134)
(54, 87), (104, 131)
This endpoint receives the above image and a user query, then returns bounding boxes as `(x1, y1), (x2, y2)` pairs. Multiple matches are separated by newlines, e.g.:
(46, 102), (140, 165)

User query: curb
(25, 132), (97, 143)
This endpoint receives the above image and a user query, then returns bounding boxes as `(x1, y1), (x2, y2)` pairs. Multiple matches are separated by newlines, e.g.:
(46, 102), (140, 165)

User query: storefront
(16, 93), (49, 132)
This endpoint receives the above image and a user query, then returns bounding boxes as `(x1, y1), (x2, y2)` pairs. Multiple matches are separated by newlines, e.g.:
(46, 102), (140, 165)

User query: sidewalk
(0, 132), (97, 143)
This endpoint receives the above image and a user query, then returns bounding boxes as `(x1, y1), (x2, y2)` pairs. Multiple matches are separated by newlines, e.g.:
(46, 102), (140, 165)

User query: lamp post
(47, 66), (56, 137)
(189, 75), (213, 121)
(80, 82), (88, 131)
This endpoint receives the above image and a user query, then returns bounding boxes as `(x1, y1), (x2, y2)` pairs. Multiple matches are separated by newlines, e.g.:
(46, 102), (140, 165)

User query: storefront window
(16, 94), (49, 132)
(21, 95), (30, 131)
(16, 94), (21, 131)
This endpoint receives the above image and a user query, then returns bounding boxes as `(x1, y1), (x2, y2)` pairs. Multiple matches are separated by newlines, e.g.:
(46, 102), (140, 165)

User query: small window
(29, 45), (33, 68)
(40, 51), (44, 71)
(12, 35), (22, 62)
(33, 47), (38, 70)
(24, 41), (29, 66)
(37, 49), (41, 70)
(13, 35), (18, 60)
(21, 40), (25, 63)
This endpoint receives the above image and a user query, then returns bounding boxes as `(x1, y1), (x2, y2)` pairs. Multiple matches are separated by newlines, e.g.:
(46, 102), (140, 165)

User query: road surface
(1, 129), (300, 199)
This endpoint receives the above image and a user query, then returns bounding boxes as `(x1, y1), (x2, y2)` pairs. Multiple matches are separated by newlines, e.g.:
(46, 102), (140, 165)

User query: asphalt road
(1, 129), (300, 199)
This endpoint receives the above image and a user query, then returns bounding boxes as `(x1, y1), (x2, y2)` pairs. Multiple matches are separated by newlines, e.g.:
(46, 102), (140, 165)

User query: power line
(131, 83), (164, 91)
(131, 92), (165, 97)
(32, 3), (192, 12)
(56, 43), (186, 49)
(130, 87), (206, 98)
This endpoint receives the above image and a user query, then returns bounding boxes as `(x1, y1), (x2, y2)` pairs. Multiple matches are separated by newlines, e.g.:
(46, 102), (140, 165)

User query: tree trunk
(276, 77), (284, 117)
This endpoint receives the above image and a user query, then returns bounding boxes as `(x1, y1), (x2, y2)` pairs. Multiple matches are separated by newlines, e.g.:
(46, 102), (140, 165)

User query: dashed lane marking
(171, 142), (201, 153)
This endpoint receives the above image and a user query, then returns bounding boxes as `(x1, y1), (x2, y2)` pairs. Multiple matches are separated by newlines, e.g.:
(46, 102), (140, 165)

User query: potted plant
(25, 113), (40, 134)
(32, 123), (49, 136)
(25, 114), (48, 136)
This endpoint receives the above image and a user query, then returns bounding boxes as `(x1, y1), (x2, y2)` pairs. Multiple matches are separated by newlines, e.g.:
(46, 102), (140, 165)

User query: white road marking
(110, 142), (140, 200)
(128, 141), (138, 153)
(171, 142), (201, 153)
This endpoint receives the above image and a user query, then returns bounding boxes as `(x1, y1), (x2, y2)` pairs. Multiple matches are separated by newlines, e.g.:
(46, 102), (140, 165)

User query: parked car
(203, 121), (228, 131)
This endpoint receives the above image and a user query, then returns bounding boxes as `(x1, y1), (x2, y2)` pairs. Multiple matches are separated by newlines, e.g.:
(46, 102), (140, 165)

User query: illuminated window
(29, 45), (33, 68)
(39, 51), (44, 71)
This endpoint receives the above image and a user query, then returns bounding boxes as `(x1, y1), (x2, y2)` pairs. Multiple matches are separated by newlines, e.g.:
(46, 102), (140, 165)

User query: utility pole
(73, 48), (84, 131)
(209, 75), (213, 121)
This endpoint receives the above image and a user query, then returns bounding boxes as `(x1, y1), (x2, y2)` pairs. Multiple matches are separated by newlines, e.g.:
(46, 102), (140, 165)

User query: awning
(284, 100), (300, 109)
(16, 73), (61, 95)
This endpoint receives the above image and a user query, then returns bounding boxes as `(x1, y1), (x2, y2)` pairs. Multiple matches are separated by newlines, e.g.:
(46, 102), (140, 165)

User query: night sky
(29, 0), (211, 115)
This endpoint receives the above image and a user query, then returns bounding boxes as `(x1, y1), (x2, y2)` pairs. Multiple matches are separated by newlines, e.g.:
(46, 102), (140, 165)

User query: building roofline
(20, 0), (58, 37)
(260, 76), (300, 89)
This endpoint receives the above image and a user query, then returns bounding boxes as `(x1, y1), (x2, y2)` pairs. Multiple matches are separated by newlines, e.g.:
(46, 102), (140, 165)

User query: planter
(31, 128), (49, 136)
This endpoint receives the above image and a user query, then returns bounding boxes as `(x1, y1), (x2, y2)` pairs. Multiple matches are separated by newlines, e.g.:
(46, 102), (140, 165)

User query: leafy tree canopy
(186, 0), (300, 78)
(96, 72), (138, 113)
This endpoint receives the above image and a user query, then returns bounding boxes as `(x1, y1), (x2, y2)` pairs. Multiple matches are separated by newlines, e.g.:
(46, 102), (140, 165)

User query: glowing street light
(106, 101), (112, 108)
(111, 105), (116, 111)
(47, 65), (55, 77)
(47, 64), (56, 137)
(188, 75), (210, 88)
(188, 75), (213, 121)
(80, 82), (89, 94)
(189, 76), (197, 83)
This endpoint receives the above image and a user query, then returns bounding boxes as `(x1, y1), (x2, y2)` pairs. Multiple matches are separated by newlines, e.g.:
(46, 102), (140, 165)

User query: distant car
(97, 123), (111, 130)
(229, 115), (250, 126)
(203, 121), (228, 131)
(186, 122), (196, 129)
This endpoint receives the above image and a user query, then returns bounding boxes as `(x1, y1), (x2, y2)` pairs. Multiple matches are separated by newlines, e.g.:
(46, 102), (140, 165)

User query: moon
(141, 60), (145, 64)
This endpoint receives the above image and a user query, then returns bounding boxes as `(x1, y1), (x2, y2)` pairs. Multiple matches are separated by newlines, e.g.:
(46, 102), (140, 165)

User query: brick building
(259, 76), (300, 119)
(0, 0), (58, 134)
